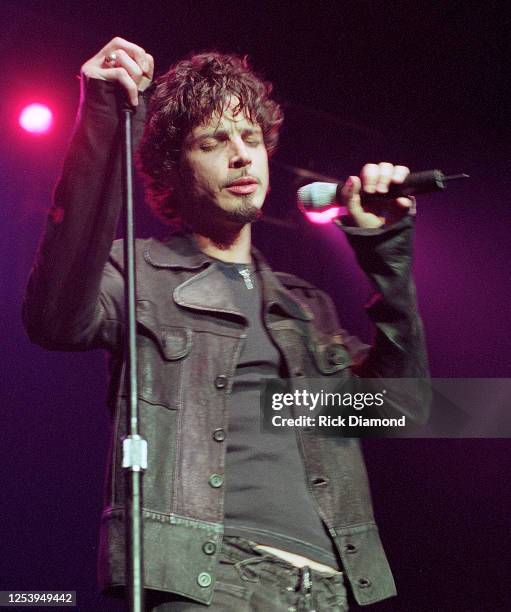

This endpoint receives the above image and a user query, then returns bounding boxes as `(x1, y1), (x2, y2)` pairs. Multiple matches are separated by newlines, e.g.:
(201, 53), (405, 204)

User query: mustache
(223, 170), (260, 187)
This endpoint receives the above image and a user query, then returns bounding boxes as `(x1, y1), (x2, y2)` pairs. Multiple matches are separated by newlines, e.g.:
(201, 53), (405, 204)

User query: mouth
(225, 177), (259, 195)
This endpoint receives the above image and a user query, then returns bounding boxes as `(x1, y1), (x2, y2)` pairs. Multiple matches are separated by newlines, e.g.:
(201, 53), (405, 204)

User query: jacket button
(327, 346), (347, 365)
(208, 473), (224, 488)
(197, 572), (212, 588)
(311, 477), (329, 487)
(345, 543), (358, 554)
(215, 375), (228, 389)
(213, 428), (225, 442)
(202, 541), (217, 555)
(357, 577), (372, 588)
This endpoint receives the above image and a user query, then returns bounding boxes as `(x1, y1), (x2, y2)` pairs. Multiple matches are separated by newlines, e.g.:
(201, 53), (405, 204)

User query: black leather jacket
(22, 78), (429, 606)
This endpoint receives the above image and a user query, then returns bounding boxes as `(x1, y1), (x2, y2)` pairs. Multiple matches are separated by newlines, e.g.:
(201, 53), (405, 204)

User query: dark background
(1, 1), (510, 610)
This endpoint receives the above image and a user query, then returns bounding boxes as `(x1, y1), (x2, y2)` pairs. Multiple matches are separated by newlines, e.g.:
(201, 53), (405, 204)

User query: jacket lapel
(252, 248), (313, 322)
(144, 232), (313, 322)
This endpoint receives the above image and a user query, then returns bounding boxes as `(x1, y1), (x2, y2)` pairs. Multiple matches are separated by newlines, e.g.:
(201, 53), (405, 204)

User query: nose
(229, 139), (251, 169)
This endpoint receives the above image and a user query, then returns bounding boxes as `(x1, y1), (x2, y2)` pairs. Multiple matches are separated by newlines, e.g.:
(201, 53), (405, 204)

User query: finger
(396, 195), (417, 214)
(143, 53), (155, 79)
(392, 165), (410, 184)
(109, 67), (139, 106)
(114, 48), (144, 85)
(396, 196), (414, 210)
(342, 176), (364, 214)
(360, 164), (379, 193)
(102, 37), (148, 70)
(375, 162), (394, 193)
(138, 53), (154, 92)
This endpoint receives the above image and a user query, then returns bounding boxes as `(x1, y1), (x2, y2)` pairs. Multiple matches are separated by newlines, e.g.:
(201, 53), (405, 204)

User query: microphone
(297, 169), (469, 210)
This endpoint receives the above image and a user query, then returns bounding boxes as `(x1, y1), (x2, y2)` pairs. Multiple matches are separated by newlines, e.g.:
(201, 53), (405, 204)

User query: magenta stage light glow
(19, 103), (53, 134)
(304, 207), (341, 225)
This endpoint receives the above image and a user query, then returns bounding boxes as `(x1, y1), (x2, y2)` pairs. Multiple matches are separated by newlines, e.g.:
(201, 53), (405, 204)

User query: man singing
(23, 37), (429, 611)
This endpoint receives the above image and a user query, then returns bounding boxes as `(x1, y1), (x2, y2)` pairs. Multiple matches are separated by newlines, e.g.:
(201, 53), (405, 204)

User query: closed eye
(200, 143), (218, 151)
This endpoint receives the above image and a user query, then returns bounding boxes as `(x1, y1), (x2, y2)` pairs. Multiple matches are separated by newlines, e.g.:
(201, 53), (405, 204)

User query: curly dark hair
(137, 51), (284, 224)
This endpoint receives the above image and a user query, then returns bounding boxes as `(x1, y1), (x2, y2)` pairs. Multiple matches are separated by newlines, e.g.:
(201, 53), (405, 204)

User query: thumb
(341, 176), (364, 216)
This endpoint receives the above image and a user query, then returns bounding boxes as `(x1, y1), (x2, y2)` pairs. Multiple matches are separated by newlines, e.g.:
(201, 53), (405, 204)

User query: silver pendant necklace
(237, 267), (254, 289)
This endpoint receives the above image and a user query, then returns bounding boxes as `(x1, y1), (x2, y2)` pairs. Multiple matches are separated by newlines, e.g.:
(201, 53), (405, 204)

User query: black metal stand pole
(120, 106), (147, 612)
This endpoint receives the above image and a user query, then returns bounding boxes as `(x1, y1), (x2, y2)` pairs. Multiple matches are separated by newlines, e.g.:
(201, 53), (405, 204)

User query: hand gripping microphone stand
(119, 100), (147, 612)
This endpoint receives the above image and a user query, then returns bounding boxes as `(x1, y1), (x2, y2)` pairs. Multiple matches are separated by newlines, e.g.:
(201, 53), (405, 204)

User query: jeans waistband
(220, 536), (347, 611)
(221, 536), (343, 578)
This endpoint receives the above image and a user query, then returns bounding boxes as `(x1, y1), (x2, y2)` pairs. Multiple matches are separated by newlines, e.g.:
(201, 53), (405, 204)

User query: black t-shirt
(215, 260), (339, 568)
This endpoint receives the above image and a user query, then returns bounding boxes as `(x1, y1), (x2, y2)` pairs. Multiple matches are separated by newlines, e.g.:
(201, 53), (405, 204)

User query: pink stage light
(303, 207), (341, 225)
(19, 103), (53, 134)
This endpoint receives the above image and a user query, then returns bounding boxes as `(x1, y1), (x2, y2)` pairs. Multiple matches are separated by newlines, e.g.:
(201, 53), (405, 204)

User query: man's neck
(193, 223), (252, 264)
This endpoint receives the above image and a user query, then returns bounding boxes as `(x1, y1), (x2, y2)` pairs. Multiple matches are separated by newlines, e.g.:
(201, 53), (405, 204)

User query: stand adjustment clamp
(122, 435), (148, 471)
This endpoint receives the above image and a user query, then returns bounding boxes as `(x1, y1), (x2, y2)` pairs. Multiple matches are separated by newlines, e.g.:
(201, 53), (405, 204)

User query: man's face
(176, 98), (270, 228)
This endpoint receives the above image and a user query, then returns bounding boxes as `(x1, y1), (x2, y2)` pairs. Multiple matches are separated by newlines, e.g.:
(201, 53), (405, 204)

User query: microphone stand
(120, 103), (148, 612)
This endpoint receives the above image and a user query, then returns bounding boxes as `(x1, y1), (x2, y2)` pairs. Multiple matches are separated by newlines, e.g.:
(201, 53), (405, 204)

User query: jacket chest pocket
(308, 333), (352, 375)
(159, 327), (191, 360)
(135, 302), (192, 409)
(269, 320), (351, 377)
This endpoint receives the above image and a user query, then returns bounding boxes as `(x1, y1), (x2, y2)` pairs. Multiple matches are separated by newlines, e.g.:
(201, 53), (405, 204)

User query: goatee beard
(181, 194), (262, 248)
(222, 196), (262, 224)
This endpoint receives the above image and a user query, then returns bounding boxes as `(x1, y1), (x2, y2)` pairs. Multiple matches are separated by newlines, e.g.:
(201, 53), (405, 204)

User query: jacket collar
(144, 232), (313, 322)
(144, 233), (211, 270)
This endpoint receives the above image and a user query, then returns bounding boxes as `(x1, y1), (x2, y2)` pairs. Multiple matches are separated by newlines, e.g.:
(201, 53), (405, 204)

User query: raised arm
(22, 38), (153, 350)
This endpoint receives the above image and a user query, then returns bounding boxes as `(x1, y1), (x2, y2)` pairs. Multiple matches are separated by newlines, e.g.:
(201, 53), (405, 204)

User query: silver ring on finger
(103, 52), (118, 66)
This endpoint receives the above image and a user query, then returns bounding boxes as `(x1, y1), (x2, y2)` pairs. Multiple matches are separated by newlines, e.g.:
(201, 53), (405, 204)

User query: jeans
(146, 536), (349, 611)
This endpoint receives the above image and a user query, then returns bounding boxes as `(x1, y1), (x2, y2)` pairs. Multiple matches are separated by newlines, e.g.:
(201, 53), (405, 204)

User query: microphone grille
(297, 182), (337, 209)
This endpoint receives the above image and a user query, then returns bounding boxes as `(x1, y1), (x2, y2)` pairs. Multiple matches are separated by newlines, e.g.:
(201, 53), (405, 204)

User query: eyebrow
(192, 126), (263, 144)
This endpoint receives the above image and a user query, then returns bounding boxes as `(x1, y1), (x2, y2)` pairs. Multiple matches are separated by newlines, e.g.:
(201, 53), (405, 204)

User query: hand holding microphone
(341, 163), (414, 229)
(298, 163), (469, 229)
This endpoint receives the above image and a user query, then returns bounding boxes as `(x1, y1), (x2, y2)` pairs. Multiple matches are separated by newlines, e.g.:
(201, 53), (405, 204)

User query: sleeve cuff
(80, 76), (149, 121)
(334, 214), (413, 236)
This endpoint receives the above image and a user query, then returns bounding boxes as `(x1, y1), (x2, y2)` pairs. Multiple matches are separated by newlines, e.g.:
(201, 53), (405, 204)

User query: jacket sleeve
(22, 77), (148, 351)
(335, 215), (429, 380)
